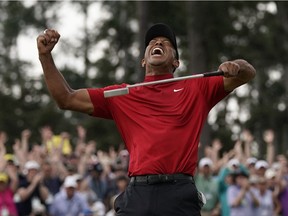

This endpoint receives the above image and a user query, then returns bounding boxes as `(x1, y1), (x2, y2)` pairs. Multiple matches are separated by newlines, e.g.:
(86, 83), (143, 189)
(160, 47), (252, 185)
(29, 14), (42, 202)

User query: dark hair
(88, 162), (103, 173)
(231, 170), (249, 183)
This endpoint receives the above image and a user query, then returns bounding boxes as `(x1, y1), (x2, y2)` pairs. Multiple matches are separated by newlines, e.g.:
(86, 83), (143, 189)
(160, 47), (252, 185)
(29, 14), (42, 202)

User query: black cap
(145, 23), (179, 60)
(232, 170), (249, 178)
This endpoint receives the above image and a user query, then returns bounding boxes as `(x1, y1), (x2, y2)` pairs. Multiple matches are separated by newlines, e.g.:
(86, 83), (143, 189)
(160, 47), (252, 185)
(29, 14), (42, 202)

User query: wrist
(39, 53), (52, 60)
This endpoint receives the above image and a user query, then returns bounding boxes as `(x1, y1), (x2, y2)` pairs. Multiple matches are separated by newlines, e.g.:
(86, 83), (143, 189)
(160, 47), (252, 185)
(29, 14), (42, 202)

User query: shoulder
(88, 83), (127, 93)
(53, 190), (65, 201)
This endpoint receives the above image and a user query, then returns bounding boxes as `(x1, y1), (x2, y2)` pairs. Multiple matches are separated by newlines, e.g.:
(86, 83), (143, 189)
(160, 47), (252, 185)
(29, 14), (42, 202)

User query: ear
(173, 60), (180, 69)
(141, 59), (146, 68)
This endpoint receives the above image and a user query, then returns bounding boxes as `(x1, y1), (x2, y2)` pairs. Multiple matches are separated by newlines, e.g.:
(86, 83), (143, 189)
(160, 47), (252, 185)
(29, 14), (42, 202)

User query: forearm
(39, 53), (73, 109)
(231, 189), (247, 206)
(244, 141), (251, 158)
(51, 160), (68, 180)
(223, 59), (256, 91)
(13, 148), (26, 169)
(0, 144), (6, 171)
(18, 182), (38, 201)
(9, 176), (19, 193)
(249, 190), (259, 207)
(39, 184), (50, 201)
(21, 138), (29, 156)
(266, 143), (275, 165)
(78, 152), (91, 176)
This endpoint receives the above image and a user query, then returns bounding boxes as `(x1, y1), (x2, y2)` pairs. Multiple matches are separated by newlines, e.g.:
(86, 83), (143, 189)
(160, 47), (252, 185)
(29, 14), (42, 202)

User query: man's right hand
(37, 29), (60, 55)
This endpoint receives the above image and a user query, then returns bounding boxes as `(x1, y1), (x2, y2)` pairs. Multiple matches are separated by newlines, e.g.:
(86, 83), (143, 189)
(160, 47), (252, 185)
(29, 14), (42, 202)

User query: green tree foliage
(0, 1), (75, 145)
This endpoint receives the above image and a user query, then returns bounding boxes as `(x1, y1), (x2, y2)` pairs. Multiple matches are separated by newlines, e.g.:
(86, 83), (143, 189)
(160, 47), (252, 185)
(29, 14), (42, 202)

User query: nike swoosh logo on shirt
(173, 88), (184, 92)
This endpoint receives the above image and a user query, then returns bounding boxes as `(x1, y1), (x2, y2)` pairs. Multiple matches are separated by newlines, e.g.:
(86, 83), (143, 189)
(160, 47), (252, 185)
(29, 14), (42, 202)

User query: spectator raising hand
(263, 129), (275, 165)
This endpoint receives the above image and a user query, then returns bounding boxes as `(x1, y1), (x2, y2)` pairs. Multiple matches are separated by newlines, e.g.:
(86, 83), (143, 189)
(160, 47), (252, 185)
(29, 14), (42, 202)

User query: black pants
(114, 179), (203, 216)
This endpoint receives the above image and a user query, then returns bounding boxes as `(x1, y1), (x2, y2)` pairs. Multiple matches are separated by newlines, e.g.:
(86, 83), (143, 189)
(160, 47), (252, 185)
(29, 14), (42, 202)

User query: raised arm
(219, 59), (256, 92)
(37, 29), (94, 114)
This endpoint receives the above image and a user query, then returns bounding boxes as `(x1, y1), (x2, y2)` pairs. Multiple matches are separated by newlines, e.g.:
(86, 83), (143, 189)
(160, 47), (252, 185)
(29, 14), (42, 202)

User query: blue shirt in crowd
(49, 189), (89, 216)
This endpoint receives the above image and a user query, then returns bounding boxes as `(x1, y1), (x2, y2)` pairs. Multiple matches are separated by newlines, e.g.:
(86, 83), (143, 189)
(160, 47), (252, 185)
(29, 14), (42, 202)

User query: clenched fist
(218, 61), (240, 78)
(37, 29), (60, 55)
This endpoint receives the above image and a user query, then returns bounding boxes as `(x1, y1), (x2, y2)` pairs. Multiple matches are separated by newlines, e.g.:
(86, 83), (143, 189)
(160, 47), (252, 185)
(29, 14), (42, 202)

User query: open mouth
(151, 47), (164, 56)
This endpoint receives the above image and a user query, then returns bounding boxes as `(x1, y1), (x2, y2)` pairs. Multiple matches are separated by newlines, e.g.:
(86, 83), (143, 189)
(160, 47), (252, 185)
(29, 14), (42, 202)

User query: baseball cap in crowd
(228, 158), (240, 170)
(63, 176), (77, 188)
(246, 157), (257, 166)
(119, 149), (129, 157)
(199, 157), (213, 168)
(0, 172), (8, 183)
(249, 174), (259, 184)
(4, 154), (14, 162)
(145, 23), (179, 60)
(255, 160), (269, 170)
(91, 201), (106, 216)
(24, 160), (40, 170)
(4, 154), (19, 166)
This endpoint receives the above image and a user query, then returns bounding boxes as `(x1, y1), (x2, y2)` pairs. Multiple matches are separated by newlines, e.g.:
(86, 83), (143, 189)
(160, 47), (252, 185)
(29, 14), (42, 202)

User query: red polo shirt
(87, 74), (229, 176)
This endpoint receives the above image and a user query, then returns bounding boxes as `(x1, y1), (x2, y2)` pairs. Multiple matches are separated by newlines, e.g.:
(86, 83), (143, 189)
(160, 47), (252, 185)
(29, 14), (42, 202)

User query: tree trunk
(186, 1), (211, 157)
(276, 2), (288, 154)
(136, 1), (148, 82)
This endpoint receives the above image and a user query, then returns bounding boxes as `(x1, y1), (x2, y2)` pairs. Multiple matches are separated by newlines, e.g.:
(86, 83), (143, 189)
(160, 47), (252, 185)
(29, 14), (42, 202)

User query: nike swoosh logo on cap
(173, 88), (184, 92)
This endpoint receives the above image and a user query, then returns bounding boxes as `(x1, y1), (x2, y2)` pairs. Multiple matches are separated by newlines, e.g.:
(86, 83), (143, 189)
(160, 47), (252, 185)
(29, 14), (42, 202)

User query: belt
(130, 173), (194, 185)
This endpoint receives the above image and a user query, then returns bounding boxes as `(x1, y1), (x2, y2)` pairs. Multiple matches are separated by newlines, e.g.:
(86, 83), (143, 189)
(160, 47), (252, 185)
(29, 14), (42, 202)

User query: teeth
(152, 48), (164, 55)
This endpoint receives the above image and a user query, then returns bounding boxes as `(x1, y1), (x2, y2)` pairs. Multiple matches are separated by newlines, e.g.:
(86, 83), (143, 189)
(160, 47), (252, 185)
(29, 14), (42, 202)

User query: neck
(145, 65), (173, 76)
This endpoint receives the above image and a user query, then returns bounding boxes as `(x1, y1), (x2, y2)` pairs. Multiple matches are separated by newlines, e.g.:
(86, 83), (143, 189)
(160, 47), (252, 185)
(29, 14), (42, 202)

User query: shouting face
(142, 37), (179, 75)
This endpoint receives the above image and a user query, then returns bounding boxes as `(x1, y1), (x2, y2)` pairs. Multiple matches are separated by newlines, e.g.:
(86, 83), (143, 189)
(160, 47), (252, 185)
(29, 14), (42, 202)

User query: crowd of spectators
(0, 125), (129, 216)
(0, 126), (287, 216)
(195, 129), (288, 216)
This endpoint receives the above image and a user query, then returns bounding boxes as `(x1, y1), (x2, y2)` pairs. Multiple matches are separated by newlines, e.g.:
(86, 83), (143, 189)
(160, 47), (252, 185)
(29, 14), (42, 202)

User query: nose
(155, 39), (163, 46)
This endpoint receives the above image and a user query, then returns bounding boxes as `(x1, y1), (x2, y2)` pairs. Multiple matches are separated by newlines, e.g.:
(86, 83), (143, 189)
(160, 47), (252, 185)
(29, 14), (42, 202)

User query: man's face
(143, 36), (178, 73)
(27, 169), (38, 179)
(202, 165), (211, 176)
(65, 187), (75, 199)
(236, 175), (248, 186)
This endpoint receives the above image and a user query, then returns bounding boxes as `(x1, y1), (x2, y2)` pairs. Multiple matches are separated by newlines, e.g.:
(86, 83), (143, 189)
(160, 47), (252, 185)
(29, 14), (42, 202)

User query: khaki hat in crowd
(0, 172), (8, 183)
(265, 168), (277, 179)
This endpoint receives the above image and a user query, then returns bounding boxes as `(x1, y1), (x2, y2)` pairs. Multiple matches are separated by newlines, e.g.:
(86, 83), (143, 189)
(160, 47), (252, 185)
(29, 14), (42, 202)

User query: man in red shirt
(37, 23), (256, 216)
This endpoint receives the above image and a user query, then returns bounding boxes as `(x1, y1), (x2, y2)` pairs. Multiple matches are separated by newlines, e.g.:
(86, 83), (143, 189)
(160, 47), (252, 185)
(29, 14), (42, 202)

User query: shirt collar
(144, 74), (173, 82)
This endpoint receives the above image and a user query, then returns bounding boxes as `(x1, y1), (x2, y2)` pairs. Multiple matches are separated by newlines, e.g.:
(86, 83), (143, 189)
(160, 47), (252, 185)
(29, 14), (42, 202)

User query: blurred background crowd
(0, 126), (287, 216)
(0, 126), (129, 216)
